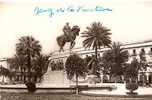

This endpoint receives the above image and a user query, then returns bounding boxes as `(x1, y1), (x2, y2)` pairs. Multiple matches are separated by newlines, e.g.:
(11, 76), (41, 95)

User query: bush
(25, 82), (36, 93)
(87, 74), (101, 84)
(126, 83), (138, 94)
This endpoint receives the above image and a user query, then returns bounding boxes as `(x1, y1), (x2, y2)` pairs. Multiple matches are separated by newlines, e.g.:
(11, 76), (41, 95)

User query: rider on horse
(63, 22), (72, 41)
(57, 22), (80, 51)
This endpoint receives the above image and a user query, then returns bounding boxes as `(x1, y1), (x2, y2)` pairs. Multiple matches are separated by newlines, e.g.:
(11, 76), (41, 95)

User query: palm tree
(16, 36), (42, 82)
(82, 22), (112, 74)
(102, 42), (129, 82)
(0, 65), (10, 84)
(16, 36), (41, 57)
(65, 54), (87, 94)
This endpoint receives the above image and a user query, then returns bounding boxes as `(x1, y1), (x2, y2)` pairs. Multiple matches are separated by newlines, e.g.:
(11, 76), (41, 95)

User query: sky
(0, 0), (152, 58)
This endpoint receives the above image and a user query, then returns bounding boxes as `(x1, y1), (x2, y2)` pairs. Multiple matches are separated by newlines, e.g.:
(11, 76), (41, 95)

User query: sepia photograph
(0, 0), (152, 100)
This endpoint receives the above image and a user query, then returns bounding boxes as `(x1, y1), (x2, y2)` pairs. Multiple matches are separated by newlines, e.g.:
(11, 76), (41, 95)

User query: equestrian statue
(56, 22), (80, 52)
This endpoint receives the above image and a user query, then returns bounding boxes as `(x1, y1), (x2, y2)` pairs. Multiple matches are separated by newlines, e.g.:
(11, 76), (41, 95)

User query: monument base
(42, 70), (73, 86)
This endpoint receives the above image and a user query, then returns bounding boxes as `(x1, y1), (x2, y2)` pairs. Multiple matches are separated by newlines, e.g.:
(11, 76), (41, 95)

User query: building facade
(6, 59), (42, 84)
(44, 40), (152, 85)
(0, 58), (9, 83)
(8, 65), (41, 84)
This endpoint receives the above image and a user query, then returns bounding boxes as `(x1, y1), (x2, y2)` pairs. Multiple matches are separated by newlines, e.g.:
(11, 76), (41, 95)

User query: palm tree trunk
(27, 38), (31, 82)
(2, 75), (5, 83)
(76, 74), (79, 94)
(93, 45), (98, 74)
(95, 45), (98, 61)
(27, 50), (31, 82)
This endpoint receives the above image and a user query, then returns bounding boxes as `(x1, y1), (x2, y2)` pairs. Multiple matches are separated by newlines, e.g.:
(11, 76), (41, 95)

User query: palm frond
(82, 22), (112, 49)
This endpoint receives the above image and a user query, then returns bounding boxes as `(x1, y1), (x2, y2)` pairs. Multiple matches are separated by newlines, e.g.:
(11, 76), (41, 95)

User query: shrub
(87, 74), (101, 84)
(25, 82), (36, 93)
(126, 82), (138, 94)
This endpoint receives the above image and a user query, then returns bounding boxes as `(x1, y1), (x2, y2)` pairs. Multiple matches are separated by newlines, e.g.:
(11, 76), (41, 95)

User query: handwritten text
(34, 5), (112, 18)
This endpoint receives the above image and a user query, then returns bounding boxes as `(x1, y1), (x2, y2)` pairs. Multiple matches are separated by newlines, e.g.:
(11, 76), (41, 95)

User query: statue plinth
(42, 70), (72, 85)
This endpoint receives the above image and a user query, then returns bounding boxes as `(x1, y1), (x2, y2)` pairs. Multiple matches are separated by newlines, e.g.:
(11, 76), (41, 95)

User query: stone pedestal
(42, 70), (71, 85)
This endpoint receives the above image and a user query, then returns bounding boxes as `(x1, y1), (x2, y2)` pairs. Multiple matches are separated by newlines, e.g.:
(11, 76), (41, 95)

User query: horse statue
(56, 23), (80, 52)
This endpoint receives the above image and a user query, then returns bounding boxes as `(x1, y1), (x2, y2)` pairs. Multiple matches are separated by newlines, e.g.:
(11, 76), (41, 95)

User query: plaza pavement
(82, 83), (152, 95)
(1, 83), (152, 95)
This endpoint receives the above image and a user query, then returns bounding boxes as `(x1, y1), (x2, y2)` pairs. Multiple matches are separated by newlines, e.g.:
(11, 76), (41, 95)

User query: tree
(125, 59), (139, 95)
(82, 22), (112, 74)
(34, 55), (49, 82)
(65, 54), (87, 94)
(15, 36), (42, 82)
(0, 65), (10, 84)
(102, 42), (129, 82)
(7, 55), (25, 82)
(8, 55), (24, 70)
(125, 58), (139, 83)
(138, 49), (149, 85)
(84, 55), (92, 71)
(139, 49), (149, 71)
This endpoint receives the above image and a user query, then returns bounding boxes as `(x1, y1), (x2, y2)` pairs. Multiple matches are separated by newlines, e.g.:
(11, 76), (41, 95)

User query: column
(138, 73), (140, 82)
(18, 75), (21, 82)
(100, 73), (103, 83)
(146, 72), (149, 84)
